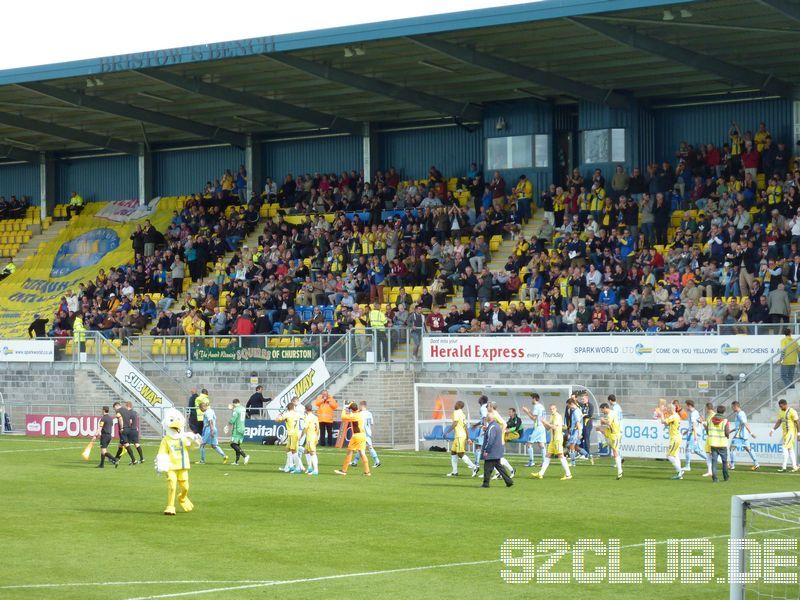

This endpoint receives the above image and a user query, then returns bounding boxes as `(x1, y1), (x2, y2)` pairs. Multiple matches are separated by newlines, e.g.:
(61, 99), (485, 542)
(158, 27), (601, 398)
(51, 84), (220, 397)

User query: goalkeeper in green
(227, 399), (250, 465)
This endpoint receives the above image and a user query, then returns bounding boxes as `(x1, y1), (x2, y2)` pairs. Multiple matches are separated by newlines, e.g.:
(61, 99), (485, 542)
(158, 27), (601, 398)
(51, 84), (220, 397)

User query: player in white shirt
(521, 392), (546, 467)
(729, 401), (759, 470)
(198, 401), (228, 464)
(351, 401), (382, 468)
(608, 394), (623, 423)
(683, 400), (708, 472)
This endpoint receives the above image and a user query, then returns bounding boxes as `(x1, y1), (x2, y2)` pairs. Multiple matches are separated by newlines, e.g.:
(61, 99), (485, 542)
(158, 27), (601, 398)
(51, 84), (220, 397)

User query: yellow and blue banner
(0, 200), (175, 337)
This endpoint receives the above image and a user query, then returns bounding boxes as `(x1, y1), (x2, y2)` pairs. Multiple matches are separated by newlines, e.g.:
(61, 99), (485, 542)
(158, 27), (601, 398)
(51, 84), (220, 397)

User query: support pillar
(245, 135), (263, 202)
(39, 152), (55, 222)
(362, 123), (379, 182)
(138, 144), (152, 205)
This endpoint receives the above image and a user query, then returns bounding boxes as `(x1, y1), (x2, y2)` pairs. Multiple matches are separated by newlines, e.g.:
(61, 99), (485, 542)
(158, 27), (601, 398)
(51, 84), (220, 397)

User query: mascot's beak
(169, 423), (181, 431)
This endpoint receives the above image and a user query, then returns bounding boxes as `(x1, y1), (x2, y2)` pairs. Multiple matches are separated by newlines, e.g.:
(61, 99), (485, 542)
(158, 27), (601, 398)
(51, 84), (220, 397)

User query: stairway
(388, 213), (545, 359)
(449, 213), (546, 306)
(119, 223), (266, 360)
(14, 220), (69, 265)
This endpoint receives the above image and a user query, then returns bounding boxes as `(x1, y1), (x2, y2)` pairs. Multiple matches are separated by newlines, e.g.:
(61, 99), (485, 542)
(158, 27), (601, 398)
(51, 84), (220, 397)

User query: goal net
(730, 492), (800, 600)
(413, 383), (597, 453)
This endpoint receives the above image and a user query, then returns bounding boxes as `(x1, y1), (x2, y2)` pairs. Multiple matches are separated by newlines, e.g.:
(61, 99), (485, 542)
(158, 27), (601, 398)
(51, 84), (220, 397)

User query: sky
(0, 0), (532, 71)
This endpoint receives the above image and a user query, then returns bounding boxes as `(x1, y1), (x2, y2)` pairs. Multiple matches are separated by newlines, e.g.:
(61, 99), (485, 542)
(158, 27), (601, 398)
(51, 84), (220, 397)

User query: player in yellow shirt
(443, 400), (479, 477)
(531, 404), (572, 480)
(770, 399), (800, 472)
(657, 404), (684, 480)
(335, 402), (371, 476)
(598, 402), (623, 479)
(302, 404), (320, 475)
(276, 400), (303, 473)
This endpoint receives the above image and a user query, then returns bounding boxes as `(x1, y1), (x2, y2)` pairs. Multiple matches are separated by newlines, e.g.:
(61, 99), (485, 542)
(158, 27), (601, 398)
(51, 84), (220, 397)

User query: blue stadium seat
(322, 305), (335, 322)
(424, 425), (444, 440)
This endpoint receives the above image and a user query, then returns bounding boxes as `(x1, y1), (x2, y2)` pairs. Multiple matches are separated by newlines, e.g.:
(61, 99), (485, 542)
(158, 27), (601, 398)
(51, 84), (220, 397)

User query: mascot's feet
(164, 507), (176, 516)
(180, 498), (194, 513)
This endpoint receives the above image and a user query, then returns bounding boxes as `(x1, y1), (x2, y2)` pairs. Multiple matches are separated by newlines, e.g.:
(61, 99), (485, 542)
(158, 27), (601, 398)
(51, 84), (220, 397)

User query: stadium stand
(4, 117), (800, 347)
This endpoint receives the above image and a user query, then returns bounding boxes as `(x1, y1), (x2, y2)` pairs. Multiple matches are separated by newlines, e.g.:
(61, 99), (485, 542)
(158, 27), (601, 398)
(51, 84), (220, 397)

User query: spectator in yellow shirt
(513, 175), (533, 224)
(780, 328), (798, 389)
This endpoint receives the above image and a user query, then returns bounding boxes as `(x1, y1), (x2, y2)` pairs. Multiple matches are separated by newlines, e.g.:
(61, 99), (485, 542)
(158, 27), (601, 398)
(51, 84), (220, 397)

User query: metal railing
(710, 338), (800, 416)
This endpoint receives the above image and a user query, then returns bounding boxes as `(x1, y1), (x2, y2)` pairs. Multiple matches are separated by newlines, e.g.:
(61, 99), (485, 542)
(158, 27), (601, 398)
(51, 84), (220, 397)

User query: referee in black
(93, 406), (118, 468)
(123, 400), (145, 464)
(112, 402), (137, 465)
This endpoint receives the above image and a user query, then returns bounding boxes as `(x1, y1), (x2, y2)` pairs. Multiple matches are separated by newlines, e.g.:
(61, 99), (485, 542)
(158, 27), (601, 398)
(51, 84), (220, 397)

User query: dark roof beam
(265, 53), (483, 122)
(568, 17), (798, 99)
(0, 112), (138, 154)
(18, 82), (248, 148)
(0, 143), (40, 163)
(756, 0), (800, 24)
(407, 35), (630, 110)
(135, 69), (363, 136)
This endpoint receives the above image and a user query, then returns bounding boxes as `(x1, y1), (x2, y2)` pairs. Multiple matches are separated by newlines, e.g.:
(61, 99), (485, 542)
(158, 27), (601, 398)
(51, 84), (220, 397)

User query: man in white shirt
(120, 282), (135, 300)
(584, 215), (599, 236)
(585, 264), (602, 288)
(66, 290), (79, 313)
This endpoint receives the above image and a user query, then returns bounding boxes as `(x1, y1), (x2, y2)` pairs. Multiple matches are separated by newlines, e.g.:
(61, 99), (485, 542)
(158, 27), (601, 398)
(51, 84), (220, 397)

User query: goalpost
(413, 383), (598, 452)
(730, 492), (800, 600)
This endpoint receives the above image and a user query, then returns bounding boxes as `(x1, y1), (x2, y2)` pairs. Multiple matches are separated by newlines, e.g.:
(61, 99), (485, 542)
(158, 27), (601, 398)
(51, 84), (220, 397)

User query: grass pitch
(0, 437), (797, 599)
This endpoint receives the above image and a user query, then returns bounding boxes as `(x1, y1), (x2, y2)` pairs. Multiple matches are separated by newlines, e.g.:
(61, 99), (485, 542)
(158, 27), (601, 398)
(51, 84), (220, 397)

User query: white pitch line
(122, 560), (496, 600)
(10, 527), (798, 597)
(123, 529), (768, 600)
(0, 446), (78, 453)
(0, 580), (275, 590)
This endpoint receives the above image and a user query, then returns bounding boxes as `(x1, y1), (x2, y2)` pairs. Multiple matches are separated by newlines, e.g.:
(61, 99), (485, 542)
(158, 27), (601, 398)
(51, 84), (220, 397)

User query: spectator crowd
(24, 120), (800, 351)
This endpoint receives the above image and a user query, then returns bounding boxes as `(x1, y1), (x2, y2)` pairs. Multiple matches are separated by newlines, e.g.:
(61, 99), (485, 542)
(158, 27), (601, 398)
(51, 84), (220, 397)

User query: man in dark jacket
(246, 386), (266, 419)
(481, 411), (514, 488)
(28, 313), (49, 338)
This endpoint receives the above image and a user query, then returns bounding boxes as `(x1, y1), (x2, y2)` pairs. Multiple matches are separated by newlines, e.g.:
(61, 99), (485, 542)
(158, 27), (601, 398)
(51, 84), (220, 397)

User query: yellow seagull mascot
(156, 408), (202, 516)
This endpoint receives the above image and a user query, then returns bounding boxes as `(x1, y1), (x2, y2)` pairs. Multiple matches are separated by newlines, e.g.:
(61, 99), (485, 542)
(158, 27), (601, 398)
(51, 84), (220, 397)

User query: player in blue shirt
(351, 401), (382, 468)
(471, 396), (489, 473)
(521, 393), (546, 467)
(729, 401), (759, 470)
(683, 400), (708, 472)
(566, 397), (589, 466)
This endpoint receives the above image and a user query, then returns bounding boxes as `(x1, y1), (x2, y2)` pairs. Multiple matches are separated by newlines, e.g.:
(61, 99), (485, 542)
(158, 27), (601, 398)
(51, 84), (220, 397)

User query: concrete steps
(133, 224), (266, 338)
(186, 228), (264, 299)
(449, 214), (545, 305)
(15, 220), (69, 265)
